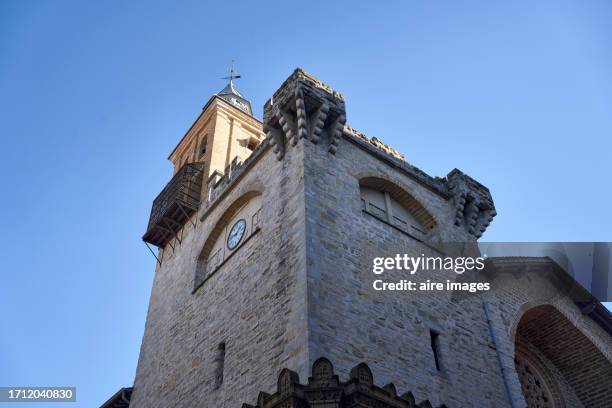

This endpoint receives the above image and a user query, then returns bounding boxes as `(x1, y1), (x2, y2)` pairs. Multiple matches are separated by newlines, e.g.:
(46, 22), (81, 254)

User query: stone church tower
(105, 69), (612, 408)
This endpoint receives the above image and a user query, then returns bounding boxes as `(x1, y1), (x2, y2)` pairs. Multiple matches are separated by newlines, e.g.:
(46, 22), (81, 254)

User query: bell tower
(168, 65), (262, 177)
(143, 66), (264, 250)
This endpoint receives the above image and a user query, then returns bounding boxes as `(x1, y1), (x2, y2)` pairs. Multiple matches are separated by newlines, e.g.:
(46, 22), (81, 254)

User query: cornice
(169, 95), (263, 161)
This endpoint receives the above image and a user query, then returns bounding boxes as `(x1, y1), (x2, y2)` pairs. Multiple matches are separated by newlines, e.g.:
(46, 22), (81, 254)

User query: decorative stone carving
(310, 357), (338, 387)
(349, 362), (373, 386)
(242, 358), (446, 408)
(515, 352), (557, 408)
(446, 169), (496, 238)
(382, 383), (397, 397)
(278, 368), (300, 396)
(264, 68), (346, 159)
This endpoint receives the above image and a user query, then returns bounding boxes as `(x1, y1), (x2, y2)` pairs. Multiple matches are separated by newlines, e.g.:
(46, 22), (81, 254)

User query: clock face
(227, 219), (247, 250)
(230, 97), (249, 112)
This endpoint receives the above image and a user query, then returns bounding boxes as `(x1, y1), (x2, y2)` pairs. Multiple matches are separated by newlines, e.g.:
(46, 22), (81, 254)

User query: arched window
(359, 177), (436, 238)
(195, 192), (262, 290)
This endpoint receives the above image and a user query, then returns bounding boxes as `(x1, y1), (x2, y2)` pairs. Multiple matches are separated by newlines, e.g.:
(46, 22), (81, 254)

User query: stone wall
(302, 135), (512, 408)
(130, 141), (310, 408)
(300, 132), (612, 407)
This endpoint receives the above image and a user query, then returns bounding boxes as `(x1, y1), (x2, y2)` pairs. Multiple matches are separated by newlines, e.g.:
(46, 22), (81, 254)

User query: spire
(217, 61), (252, 114)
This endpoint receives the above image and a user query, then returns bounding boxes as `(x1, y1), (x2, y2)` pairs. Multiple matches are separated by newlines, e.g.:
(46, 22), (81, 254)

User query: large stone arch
(509, 300), (550, 344)
(357, 176), (437, 232)
(514, 304), (612, 407)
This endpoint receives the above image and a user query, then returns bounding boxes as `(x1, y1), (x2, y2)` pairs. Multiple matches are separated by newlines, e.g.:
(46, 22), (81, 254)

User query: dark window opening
(199, 136), (208, 158)
(214, 342), (226, 389)
(430, 330), (441, 371)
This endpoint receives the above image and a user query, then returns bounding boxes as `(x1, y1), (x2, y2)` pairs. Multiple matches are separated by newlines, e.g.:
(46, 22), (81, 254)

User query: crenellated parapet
(263, 68), (346, 159)
(242, 358), (446, 408)
(344, 125), (405, 161)
(446, 169), (496, 238)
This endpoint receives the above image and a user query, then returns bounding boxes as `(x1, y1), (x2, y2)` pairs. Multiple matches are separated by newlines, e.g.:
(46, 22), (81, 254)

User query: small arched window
(359, 177), (436, 238)
(195, 192), (262, 290)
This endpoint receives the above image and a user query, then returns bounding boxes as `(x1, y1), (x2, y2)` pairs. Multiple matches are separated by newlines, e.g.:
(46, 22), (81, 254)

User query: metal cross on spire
(223, 60), (241, 85)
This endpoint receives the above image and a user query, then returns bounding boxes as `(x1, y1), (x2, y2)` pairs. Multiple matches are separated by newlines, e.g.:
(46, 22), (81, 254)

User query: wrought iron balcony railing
(142, 162), (205, 248)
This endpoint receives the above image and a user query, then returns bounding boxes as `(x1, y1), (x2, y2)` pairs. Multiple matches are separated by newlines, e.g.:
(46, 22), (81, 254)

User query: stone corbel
(447, 169), (497, 239)
(309, 101), (328, 144)
(264, 124), (286, 161)
(277, 110), (296, 146)
(263, 68), (346, 160)
(295, 88), (309, 143)
(328, 113), (346, 154)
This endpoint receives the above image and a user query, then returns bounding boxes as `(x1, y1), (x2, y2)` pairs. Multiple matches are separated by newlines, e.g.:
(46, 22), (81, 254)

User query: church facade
(106, 69), (612, 408)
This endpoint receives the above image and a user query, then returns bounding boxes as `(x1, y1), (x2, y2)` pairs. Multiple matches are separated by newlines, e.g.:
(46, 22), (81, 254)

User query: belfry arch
(514, 304), (612, 408)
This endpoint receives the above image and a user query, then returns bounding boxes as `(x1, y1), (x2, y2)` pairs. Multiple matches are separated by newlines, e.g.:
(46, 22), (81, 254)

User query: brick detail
(516, 304), (612, 407)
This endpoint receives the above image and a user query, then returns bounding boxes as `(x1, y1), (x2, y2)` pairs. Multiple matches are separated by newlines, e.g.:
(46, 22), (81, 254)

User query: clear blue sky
(1, 1), (611, 406)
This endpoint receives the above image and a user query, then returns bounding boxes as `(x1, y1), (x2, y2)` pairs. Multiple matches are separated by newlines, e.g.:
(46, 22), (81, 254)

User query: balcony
(143, 162), (205, 247)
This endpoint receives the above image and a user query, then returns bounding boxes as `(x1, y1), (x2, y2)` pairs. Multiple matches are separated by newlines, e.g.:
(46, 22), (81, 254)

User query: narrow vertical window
(430, 330), (441, 371)
(199, 136), (208, 158)
(214, 342), (226, 389)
